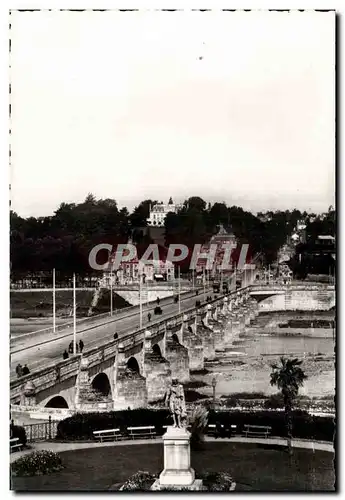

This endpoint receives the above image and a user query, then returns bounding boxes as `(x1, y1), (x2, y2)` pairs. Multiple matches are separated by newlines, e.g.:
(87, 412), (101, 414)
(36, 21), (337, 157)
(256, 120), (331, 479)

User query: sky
(9, 9), (335, 218)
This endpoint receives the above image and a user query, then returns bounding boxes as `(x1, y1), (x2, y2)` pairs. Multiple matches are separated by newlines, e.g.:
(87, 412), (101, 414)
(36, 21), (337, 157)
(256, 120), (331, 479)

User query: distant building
(103, 250), (175, 286)
(195, 224), (237, 276)
(146, 198), (181, 227)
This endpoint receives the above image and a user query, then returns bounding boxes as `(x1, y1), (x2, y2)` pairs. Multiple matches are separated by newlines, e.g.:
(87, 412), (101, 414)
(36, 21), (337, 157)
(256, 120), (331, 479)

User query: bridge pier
(75, 358), (90, 411)
(231, 312), (241, 339)
(222, 313), (232, 344)
(143, 331), (171, 403)
(242, 305), (251, 326)
(165, 328), (190, 383)
(75, 357), (113, 411)
(182, 316), (204, 371)
(196, 309), (215, 360)
(114, 344), (147, 410)
(206, 304), (224, 348)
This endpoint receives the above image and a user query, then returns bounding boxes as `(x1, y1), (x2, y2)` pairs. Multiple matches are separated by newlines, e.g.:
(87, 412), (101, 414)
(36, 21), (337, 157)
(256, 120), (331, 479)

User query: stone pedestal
(151, 426), (203, 490)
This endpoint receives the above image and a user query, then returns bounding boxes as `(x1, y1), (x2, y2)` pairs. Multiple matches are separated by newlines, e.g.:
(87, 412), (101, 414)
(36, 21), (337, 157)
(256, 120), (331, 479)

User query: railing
(23, 417), (58, 442)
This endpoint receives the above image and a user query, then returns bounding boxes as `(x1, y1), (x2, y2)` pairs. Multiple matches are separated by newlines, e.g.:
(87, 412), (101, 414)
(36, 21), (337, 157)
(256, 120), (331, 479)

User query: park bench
(10, 437), (23, 452)
(243, 424), (272, 439)
(127, 426), (156, 439)
(93, 428), (121, 442)
(207, 424), (237, 437)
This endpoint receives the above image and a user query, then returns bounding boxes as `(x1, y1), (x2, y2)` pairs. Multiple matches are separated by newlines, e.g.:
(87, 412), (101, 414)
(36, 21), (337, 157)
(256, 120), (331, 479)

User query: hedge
(57, 408), (334, 442)
(207, 410), (335, 442)
(56, 408), (171, 440)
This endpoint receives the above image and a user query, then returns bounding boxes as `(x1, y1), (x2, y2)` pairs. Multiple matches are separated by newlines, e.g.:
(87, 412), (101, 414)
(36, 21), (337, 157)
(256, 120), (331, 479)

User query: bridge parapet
(10, 288), (249, 409)
(10, 356), (81, 404)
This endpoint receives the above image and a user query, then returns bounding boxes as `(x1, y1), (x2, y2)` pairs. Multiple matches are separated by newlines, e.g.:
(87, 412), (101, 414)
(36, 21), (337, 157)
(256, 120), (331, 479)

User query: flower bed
(118, 470), (236, 491)
(11, 451), (63, 477)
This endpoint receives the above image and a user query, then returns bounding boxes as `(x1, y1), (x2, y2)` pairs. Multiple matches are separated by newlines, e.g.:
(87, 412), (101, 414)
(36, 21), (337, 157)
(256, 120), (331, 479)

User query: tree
(270, 357), (307, 454)
(185, 196), (206, 212)
(84, 193), (96, 204)
(129, 199), (156, 229)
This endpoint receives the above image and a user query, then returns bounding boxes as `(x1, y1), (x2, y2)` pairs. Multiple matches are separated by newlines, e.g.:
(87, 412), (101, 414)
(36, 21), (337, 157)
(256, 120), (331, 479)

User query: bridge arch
(92, 373), (111, 396)
(171, 333), (179, 343)
(127, 356), (140, 373)
(152, 344), (162, 356)
(45, 396), (69, 409)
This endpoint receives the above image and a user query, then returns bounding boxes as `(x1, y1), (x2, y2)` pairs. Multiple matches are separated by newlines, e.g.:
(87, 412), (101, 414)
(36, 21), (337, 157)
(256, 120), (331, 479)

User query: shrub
(121, 471), (157, 491)
(201, 472), (235, 491)
(264, 393), (284, 409)
(10, 424), (27, 447)
(190, 406), (208, 450)
(120, 471), (235, 491)
(11, 450), (63, 477)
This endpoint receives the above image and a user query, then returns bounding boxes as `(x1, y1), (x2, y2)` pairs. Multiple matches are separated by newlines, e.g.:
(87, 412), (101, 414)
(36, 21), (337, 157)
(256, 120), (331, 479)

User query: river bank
(190, 310), (335, 400)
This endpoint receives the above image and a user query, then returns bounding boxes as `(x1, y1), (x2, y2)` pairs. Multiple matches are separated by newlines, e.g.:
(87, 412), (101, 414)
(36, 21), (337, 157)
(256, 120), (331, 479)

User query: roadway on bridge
(10, 288), (215, 380)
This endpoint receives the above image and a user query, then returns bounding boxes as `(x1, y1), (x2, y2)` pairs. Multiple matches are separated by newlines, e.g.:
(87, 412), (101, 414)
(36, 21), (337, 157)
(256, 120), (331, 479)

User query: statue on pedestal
(165, 378), (187, 428)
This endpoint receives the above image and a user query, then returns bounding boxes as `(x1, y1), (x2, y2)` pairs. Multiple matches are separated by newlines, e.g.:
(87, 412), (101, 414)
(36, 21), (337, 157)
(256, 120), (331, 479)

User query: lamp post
(178, 266), (181, 313)
(139, 272), (143, 329)
(211, 377), (217, 409)
(52, 268), (56, 333)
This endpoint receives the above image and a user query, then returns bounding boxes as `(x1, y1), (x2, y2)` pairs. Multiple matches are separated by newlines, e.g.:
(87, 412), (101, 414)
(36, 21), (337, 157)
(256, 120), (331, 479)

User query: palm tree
(270, 357), (307, 455)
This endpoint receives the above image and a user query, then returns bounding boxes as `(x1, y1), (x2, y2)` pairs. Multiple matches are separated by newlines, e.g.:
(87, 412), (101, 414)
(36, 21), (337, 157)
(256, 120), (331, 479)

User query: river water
(196, 312), (335, 399)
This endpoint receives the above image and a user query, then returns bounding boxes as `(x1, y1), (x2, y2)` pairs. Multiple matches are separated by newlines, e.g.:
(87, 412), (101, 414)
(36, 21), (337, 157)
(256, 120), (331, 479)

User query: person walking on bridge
(113, 332), (118, 340)
(63, 350), (69, 360)
(68, 341), (73, 354)
(22, 364), (30, 376)
(79, 339), (84, 353)
(148, 312), (152, 322)
(15, 363), (23, 378)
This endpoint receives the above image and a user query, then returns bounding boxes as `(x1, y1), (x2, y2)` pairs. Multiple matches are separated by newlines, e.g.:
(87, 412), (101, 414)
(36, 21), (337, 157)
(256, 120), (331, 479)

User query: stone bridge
(250, 283), (335, 311)
(10, 283), (335, 419)
(10, 287), (258, 416)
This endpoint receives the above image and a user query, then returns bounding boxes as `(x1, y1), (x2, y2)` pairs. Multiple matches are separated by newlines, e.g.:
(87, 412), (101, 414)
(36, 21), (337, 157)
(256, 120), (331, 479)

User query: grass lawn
(11, 442), (335, 492)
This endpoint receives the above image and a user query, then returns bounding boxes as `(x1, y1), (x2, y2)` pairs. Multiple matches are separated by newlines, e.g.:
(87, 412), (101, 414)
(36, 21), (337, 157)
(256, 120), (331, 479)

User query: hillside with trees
(10, 194), (324, 279)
